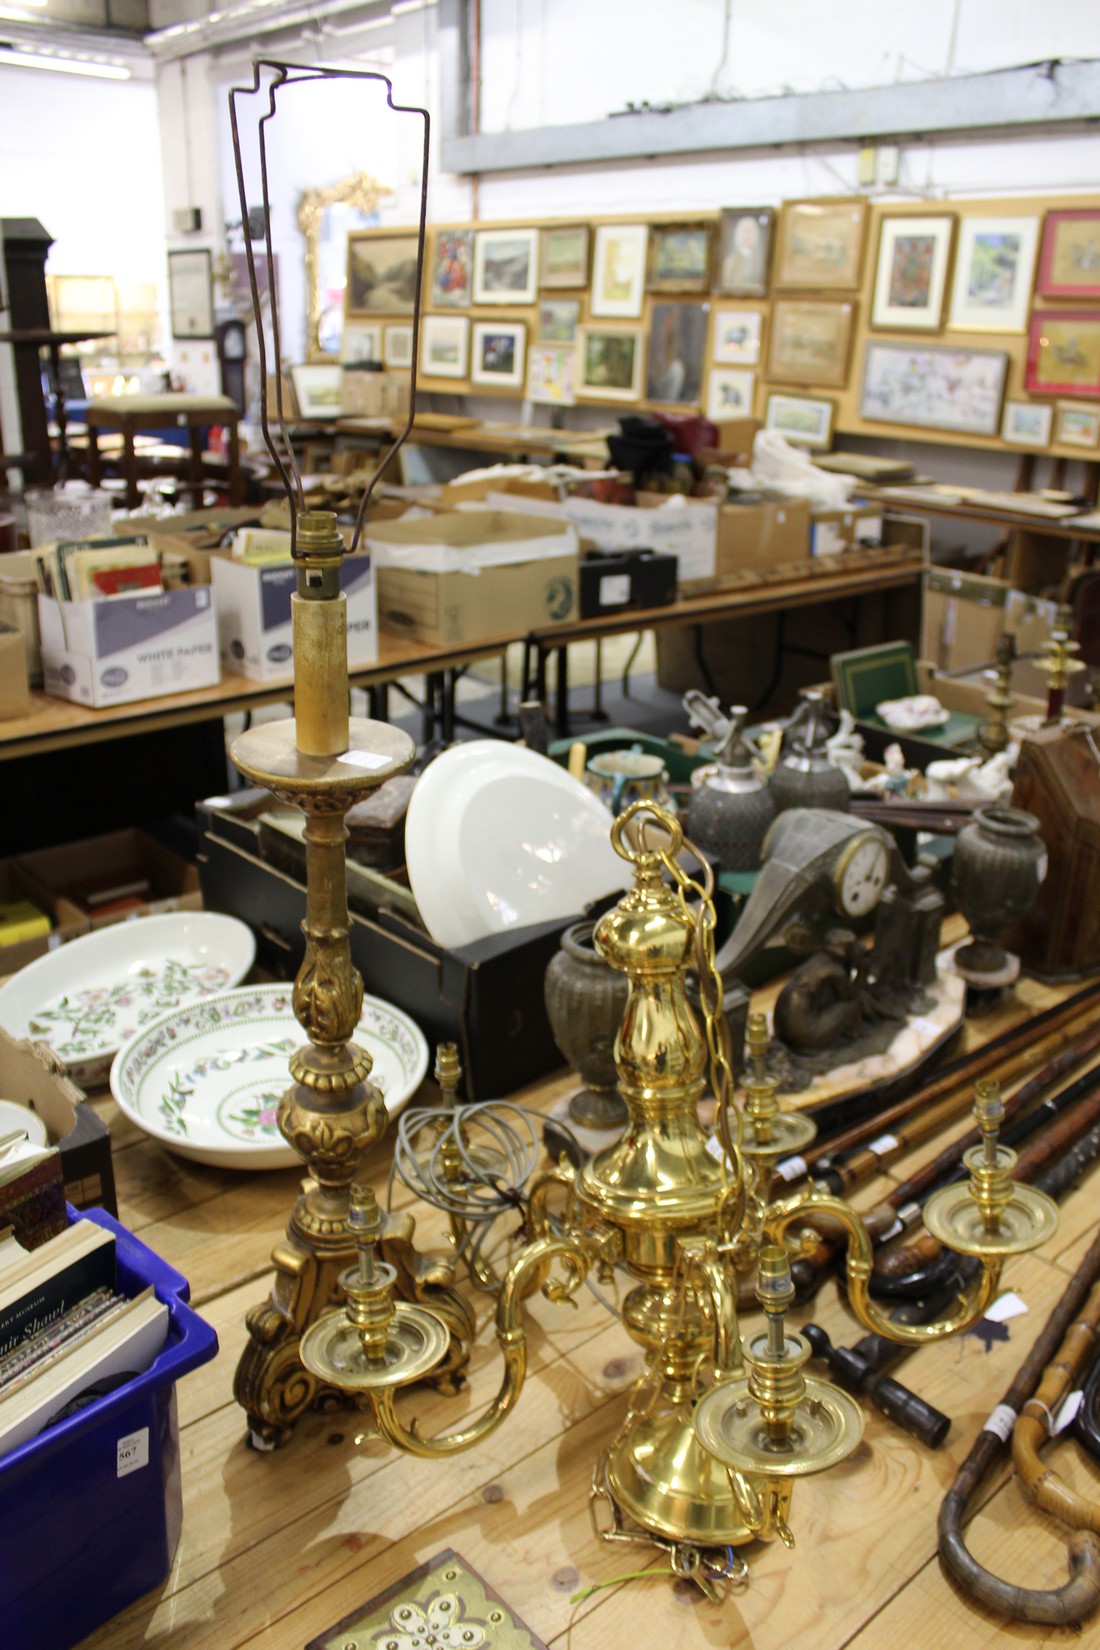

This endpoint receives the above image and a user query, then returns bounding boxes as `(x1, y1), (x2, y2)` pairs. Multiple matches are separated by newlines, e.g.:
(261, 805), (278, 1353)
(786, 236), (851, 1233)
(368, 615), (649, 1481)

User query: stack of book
(0, 1218), (168, 1460)
(31, 534), (164, 602)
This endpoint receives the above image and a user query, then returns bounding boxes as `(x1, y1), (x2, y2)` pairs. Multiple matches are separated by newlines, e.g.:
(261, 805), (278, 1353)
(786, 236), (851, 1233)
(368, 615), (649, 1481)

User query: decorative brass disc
(299, 1301), (450, 1390)
(742, 1111), (818, 1160)
(923, 1181), (1059, 1257)
(694, 1375), (864, 1478)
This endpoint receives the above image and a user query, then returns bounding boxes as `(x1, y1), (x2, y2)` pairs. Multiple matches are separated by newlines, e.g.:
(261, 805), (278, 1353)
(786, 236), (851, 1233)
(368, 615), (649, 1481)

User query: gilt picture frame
(871, 214), (955, 331)
(346, 231), (420, 317)
(765, 392), (836, 450)
(421, 314), (469, 379)
(767, 299), (855, 388)
(775, 198), (868, 292)
(471, 320), (527, 389)
(948, 215), (1040, 333)
(715, 208), (774, 297)
(472, 229), (538, 306)
(1037, 209), (1100, 299)
(577, 326), (644, 401)
(1026, 310), (1100, 398)
(590, 225), (648, 319)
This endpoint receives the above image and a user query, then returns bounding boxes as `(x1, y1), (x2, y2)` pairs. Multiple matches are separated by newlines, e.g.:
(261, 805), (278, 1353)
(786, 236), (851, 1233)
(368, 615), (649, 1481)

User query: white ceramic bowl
(0, 912), (257, 1088)
(405, 741), (627, 950)
(110, 983), (429, 1170)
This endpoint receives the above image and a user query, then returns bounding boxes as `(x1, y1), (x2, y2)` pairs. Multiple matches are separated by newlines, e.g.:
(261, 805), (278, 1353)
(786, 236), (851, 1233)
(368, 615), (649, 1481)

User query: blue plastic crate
(0, 1207), (219, 1650)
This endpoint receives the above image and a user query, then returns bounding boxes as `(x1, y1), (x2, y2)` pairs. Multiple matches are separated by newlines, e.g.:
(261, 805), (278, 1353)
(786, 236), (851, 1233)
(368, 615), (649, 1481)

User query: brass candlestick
(1036, 604), (1085, 725)
(980, 631), (1017, 755)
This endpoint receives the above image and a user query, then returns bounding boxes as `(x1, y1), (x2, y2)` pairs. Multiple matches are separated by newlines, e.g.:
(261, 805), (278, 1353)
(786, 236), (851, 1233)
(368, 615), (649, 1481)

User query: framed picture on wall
(1001, 400), (1053, 448)
(647, 224), (712, 294)
(715, 208), (774, 297)
(168, 249), (215, 339)
(340, 322), (382, 364)
(775, 198), (868, 291)
(1037, 209), (1100, 299)
(527, 344), (576, 405)
(767, 299), (855, 387)
(764, 392), (836, 449)
(870, 215), (955, 331)
(538, 298), (581, 343)
(645, 301), (709, 404)
(706, 367), (755, 422)
(577, 326), (645, 401)
(346, 232), (421, 316)
(472, 229), (538, 305)
(430, 229), (474, 307)
(471, 320), (527, 388)
(539, 225), (590, 289)
(713, 309), (762, 364)
(590, 225), (648, 319)
(383, 324), (414, 368)
(1055, 401), (1100, 449)
(948, 215), (1040, 332)
(1026, 310), (1100, 398)
(859, 341), (1008, 436)
(421, 314), (469, 379)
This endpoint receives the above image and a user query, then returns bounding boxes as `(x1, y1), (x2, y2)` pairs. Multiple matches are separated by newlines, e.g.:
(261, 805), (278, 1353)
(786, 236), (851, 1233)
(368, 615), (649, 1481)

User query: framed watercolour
(590, 225), (648, 319)
(429, 229), (473, 307)
(948, 215), (1040, 333)
(859, 342), (1008, 436)
(767, 300), (855, 388)
(715, 208), (774, 297)
(421, 314), (469, 379)
(168, 249), (215, 339)
(539, 225), (589, 289)
(289, 363), (343, 419)
(346, 232), (420, 316)
(871, 215), (954, 331)
(527, 344), (576, 406)
(713, 309), (762, 365)
(764, 392), (835, 450)
(1037, 209), (1100, 299)
(647, 223), (711, 294)
(383, 324), (414, 369)
(472, 228), (538, 306)
(1055, 402), (1100, 449)
(471, 320), (527, 389)
(340, 323), (382, 364)
(1026, 311), (1100, 398)
(645, 301), (709, 405)
(577, 327), (645, 402)
(1001, 400), (1052, 448)
(538, 298), (581, 343)
(775, 198), (868, 291)
(706, 368), (755, 422)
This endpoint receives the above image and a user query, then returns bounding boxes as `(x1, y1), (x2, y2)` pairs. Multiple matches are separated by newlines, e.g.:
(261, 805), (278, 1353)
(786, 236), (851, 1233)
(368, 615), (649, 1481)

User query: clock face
(835, 834), (890, 917)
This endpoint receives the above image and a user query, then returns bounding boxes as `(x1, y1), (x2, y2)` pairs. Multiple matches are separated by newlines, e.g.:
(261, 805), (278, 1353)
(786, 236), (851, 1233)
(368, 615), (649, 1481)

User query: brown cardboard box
(340, 367), (411, 419)
(0, 859), (89, 974)
(441, 472), (560, 507)
(810, 503), (884, 558)
(922, 568), (1007, 672)
(17, 829), (201, 933)
(0, 1026), (116, 1214)
(0, 624), (29, 719)
(368, 509), (579, 646)
(699, 417), (757, 465)
(698, 497), (811, 587)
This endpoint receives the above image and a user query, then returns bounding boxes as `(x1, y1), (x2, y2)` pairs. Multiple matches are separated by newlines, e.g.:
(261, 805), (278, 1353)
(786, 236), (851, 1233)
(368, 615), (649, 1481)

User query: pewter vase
(953, 805), (1046, 974)
(544, 919), (630, 1131)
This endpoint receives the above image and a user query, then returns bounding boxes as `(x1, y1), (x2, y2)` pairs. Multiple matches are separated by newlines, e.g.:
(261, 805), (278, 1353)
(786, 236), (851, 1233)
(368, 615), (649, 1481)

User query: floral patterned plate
(0, 912), (257, 1088)
(110, 984), (430, 1170)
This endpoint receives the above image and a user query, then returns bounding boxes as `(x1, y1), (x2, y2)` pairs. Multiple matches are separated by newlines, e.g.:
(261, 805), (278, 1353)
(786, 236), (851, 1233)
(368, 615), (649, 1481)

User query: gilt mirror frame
(298, 172), (392, 361)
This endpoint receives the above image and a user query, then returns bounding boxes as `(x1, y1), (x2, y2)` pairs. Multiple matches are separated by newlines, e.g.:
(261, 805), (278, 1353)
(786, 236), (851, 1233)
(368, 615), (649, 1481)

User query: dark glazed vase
(953, 805), (1046, 982)
(544, 920), (630, 1131)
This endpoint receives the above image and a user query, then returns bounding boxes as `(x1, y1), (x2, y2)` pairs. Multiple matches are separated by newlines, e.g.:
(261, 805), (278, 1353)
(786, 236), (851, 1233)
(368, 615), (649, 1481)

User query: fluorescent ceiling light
(0, 48), (130, 77)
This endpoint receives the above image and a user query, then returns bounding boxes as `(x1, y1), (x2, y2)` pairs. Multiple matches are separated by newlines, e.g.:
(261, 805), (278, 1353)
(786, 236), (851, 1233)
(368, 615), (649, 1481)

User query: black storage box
(578, 548), (678, 618)
(196, 794), (574, 1101)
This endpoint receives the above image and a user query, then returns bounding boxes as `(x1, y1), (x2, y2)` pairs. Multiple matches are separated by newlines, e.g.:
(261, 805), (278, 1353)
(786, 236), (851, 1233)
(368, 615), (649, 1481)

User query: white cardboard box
(38, 587), (220, 708)
(211, 551), (377, 681)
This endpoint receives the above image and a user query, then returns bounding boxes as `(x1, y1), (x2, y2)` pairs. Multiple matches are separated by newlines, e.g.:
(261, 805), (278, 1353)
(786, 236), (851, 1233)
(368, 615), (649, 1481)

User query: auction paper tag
(868, 1133), (900, 1157)
(775, 1155), (808, 1183)
(116, 1428), (150, 1478)
(598, 574), (631, 608)
(337, 749), (391, 771)
(983, 1403), (1017, 1443)
(985, 1292), (1028, 1324)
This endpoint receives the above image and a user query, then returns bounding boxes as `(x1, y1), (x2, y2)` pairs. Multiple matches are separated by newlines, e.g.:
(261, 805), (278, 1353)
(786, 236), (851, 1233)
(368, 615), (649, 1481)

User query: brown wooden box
(1008, 723), (1100, 980)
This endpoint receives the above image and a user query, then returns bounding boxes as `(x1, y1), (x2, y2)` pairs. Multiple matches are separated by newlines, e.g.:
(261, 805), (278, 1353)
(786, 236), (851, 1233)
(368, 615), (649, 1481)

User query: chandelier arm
(679, 1237), (744, 1379)
(368, 1233), (590, 1458)
(763, 1190), (1003, 1344)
